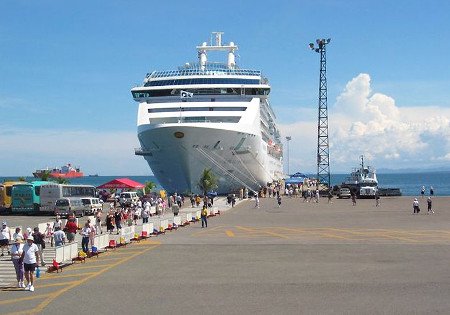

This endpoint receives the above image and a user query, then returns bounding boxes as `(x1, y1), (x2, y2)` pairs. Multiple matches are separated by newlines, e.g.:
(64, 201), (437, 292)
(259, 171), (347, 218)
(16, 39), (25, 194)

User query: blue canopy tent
(285, 172), (308, 185)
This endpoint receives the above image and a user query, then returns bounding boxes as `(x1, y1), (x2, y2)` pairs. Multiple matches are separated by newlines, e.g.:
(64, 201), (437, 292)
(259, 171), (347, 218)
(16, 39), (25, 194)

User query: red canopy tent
(96, 178), (145, 189)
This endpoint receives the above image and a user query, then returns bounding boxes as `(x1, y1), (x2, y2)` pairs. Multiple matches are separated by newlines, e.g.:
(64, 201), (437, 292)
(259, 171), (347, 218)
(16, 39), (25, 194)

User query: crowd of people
(0, 191), (219, 292)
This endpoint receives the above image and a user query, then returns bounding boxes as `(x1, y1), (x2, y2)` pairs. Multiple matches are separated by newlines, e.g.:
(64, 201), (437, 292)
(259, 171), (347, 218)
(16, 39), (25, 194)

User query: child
(277, 195), (282, 208)
(44, 223), (54, 247)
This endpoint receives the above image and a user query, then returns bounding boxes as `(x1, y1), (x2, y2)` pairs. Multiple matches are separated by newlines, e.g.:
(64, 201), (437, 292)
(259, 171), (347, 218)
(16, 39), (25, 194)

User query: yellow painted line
(65, 263), (115, 271)
(15, 243), (161, 315)
(0, 293), (51, 305)
(225, 230), (235, 237)
(104, 250), (142, 255)
(36, 280), (78, 289)
(191, 225), (224, 236)
(39, 272), (96, 281)
(264, 230), (290, 239)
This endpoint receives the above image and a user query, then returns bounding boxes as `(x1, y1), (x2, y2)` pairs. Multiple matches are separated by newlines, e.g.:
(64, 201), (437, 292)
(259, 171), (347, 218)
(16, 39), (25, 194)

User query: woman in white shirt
(21, 236), (40, 292)
(10, 237), (25, 288)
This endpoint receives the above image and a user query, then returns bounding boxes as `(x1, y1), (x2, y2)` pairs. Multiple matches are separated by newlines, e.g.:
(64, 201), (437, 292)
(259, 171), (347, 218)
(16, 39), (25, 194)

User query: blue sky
(1, 0), (450, 176)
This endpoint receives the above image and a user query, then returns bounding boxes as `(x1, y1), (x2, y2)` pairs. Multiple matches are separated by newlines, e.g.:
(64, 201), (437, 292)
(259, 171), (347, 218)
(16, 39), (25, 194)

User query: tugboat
(33, 163), (84, 179)
(342, 156), (378, 198)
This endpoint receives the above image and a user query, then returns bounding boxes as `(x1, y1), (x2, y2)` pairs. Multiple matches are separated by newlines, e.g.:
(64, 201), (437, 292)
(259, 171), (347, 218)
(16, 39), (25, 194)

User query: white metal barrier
(141, 223), (154, 236)
(194, 210), (201, 220)
(160, 219), (169, 230)
(182, 212), (191, 225)
(93, 234), (109, 250)
(173, 216), (181, 227)
(55, 242), (79, 264)
(120, 226), (134, 243)
(210, 206), (219, 215)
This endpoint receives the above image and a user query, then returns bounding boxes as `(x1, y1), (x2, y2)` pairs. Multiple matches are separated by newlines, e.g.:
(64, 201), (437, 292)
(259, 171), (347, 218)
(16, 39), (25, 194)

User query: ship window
(133, 87), (268, 98)
(148, 107), (246, 113)
(144, 78), (260, 87)
(150, 116), (241, 124)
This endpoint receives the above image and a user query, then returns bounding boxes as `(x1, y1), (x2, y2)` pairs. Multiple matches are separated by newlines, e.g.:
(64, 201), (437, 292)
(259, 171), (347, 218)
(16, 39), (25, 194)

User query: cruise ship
(131, 32), (284, 194)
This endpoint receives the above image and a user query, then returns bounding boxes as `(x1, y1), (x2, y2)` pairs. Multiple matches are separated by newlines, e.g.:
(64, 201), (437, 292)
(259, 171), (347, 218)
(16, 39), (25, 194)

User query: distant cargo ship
(33, 163), (84, 179)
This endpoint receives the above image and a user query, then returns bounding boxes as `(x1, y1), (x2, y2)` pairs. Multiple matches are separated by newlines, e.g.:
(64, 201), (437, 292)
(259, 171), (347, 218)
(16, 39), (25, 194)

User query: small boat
(33, 163), (84, 179)
(342, 156), (378, 198)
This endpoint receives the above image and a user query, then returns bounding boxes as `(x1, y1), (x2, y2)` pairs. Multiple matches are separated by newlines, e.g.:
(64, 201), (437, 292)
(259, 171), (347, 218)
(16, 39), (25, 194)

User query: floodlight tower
(285, 136), (292, 176)
(309, 38), (331, 189)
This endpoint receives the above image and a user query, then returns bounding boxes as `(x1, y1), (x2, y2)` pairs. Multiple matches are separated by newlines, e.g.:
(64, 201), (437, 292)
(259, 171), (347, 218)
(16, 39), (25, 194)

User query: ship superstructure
(131, 32), (283, 194)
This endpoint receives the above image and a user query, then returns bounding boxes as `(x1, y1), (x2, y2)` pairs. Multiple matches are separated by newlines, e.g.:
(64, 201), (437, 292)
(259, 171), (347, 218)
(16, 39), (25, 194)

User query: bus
(0, 181), (27, 213)
(11, 181), (52, 214)
(39, 183), (96, 214)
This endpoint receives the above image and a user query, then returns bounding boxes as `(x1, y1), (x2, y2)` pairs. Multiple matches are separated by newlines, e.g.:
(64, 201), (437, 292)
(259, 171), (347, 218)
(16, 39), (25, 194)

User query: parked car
(119, 192), (139, 206)
(81, 197), (102, 215)
(338, 188), (351, 199)
(54, 197), (85, 217)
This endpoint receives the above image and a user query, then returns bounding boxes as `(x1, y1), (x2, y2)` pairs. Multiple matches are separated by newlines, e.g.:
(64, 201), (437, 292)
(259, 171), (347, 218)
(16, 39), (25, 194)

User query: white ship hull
(132, 33), (284, 194)
(138, 124), (282, 194)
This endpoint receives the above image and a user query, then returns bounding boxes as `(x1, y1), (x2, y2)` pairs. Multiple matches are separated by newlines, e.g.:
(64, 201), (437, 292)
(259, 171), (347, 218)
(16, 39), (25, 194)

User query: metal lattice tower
(309, 38), (331, 189)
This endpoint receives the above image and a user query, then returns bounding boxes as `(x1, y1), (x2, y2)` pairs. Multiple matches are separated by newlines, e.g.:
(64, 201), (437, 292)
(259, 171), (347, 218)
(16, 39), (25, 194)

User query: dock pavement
(1, 195), (450, 314)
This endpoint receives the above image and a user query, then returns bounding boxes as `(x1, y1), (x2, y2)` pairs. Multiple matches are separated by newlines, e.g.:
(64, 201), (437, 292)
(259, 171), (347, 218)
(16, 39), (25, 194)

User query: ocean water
(1, 172), (449, 196)
(330, 172), (450, 197)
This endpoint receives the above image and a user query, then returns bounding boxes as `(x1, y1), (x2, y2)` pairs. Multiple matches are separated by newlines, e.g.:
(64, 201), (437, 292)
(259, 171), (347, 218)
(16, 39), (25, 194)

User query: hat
(26, 227), (32, 233)
(14, 237), (23, 243)
(414, 198), (418, 201)
(26, 235), (34, 241)
(2, 222), (6, 226)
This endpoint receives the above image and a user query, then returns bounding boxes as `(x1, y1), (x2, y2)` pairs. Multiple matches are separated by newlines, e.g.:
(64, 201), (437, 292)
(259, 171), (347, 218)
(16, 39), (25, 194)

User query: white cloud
(279, 73), (450, 173)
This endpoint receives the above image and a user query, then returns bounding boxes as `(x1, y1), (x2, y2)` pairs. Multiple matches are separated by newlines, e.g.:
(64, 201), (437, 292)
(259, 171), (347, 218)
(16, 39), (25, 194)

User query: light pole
(309, 38), (331, 190)
(285, 136), (292, 176)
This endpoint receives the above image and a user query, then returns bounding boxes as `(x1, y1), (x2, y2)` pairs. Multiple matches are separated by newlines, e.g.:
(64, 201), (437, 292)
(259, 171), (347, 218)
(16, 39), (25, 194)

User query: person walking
(277, 194), (282, 208)
(327, 189), (333, 204)
(44, 223), (53, 247)
(413, 198), (420, 214)
(32, 227), (46, 266)
(10, 237), (25, 288)
(1, 222), (12, 257)
(351, 192), (357, 206)
(64, 217), (78, 243)
(52, 227), (66, 247)
(421, 186), (425, 198)
(375, 191), (380, 207)
(21, 235), (40, 292)
(12, 227), (23, 242)
(142, 204), (149, 224)
(201, 205), (208, 228)
(430, 186), (434, 196)
(95, 209), (103, 234)
(427, 197), (434, 214)
(80, 222), (91, 254)
(255, 193), (260, 208)
(106, 212), (114, 234)
(114, 210), (122, 235)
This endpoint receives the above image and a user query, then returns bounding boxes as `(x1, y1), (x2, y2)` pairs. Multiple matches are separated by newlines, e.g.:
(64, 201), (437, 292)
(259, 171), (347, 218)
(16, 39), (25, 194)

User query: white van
(54, 198), (85, 217)
(81, 197), (102, 215)
(119, 192), (139, 206)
